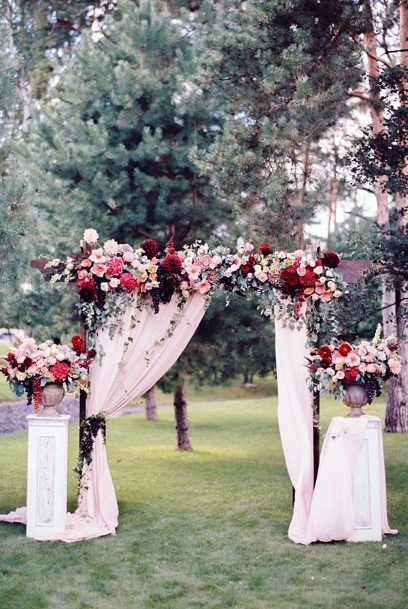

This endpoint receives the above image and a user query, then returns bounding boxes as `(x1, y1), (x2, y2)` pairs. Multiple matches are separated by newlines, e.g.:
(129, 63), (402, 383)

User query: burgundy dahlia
(161, 254), (183, 274)
(320, 251), (340, 269)
(140, 239), (159, 259)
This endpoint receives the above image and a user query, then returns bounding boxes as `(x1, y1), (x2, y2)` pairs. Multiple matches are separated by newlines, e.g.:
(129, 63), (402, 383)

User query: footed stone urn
(342, 383), (369, 418)
(40, 382), (65, 417)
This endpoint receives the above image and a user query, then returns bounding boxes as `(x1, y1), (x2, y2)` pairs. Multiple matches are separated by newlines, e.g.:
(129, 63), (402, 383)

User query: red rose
(344, 367), (359, 384)
(120, 272), (140, 292)
(320, 251), (340, 269)
(161, 254), (183, 274)
(76, 276), (95, 290)
(140, 239), (159, 258)
(71, 335), (85, 353)
(280, 265), (299, 286)
(321, 356), (333, 368)
(1, 367), (9, 377)
(318, 345), (332, 359)
(286, 273), (300, 286)
(338, 342), (352, 356)
(50, 362), (70, 382)
(240, 264), (251, 276)
(87, 348), (97, 359)
(299, 269), (317, 288)
(258, 243), (272, 256)
(248, 255), (256, 265)
(106, 256), (124, 279)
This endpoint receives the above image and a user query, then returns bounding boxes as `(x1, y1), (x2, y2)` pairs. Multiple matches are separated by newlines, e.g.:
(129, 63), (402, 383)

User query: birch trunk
(385, 2), (408, 432)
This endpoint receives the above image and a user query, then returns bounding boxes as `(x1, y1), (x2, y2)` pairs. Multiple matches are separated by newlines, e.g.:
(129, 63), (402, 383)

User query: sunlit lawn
(0, 396), (406, 609)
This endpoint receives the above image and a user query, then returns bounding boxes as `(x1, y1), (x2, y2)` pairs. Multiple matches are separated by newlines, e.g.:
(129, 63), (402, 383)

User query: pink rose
(346, 352), (361, 367)
(123, 251), (134, 263)
(243, 242), (254, 253)
(388, 359), (401, 375)
(91, 263), (107, 278)
(89, 248), (106, 263)
(196, 279), (211, 294)
(77, 269), (89, 280)
(366, 364), (377, 374)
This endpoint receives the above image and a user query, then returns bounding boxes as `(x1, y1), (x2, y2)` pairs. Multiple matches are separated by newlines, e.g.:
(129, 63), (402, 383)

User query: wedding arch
(2, 230), (395, 544)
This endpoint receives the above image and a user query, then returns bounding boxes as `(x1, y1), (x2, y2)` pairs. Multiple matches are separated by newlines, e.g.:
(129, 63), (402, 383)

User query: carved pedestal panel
(347, 418), (382, 542)
(26, 415), (70, 540)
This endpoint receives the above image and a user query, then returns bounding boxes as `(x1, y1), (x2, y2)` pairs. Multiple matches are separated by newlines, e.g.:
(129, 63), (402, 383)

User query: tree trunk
(144, 386), (158, 421)
(173, 381), (193, 451)
(385, 2), (408, 432)
(362, 0), (406, 429)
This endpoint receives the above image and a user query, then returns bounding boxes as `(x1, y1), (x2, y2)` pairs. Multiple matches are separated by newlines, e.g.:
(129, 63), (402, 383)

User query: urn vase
(40, 382), (65, 417)
(342, 383), (369, 418)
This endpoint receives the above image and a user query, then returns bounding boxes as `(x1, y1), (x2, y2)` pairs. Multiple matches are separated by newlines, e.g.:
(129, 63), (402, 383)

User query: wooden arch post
(312, 259), (373, 484)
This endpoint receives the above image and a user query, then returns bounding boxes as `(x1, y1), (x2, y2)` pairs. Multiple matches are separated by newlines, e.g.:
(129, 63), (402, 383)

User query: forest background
(0, 0), (407, 432)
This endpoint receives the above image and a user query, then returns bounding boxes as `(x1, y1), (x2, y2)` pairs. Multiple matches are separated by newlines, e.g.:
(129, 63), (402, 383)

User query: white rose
(333, 290), (342, 298)
(100, 282), (109, 292)
(327, 281), (335, 289)
(319, 276), (326, 284)
(83, 228), (99, 244)
(109, 278), (120, 288)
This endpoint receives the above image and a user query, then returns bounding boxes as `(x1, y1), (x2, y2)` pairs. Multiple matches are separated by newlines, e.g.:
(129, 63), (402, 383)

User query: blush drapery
(275, 316), (314, 544)
(0, 293), (206, 542)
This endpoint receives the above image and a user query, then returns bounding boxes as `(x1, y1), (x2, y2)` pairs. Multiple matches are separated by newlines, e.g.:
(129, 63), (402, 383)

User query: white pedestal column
(26, 414), (71, 541)
(347, 418), (382, 542)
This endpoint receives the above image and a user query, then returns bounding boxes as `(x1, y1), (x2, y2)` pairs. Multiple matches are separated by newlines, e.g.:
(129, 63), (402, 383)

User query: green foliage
(198, 0), (363, 243)
(29, 0), (227, 248)
(0, 0), (112, 100)
(351, 66), (408, 196)
(0, 399), (407, 609)
(159, 293), (275, 393)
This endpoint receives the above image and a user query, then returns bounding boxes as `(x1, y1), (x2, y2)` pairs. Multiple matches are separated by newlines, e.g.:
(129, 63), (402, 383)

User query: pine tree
(28, 0), (228, 249)
(198, 0), (363, 246)
(0, 22), (34, 313)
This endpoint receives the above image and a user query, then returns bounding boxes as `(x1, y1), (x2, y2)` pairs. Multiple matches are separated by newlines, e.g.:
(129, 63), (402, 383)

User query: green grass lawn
(0, 397), (407, 609)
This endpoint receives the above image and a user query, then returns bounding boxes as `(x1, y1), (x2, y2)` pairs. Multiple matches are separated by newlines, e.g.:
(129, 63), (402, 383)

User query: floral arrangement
(46, 229), (222, 336)
(306, 326), (401, 403)
(44, 230), (346, 336)
(0, 336), (95, 411)
(216, 238), (346, 319)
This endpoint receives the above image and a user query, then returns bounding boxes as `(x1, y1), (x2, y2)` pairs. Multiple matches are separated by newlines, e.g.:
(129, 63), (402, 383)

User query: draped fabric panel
(0, 293), (206, 542)
(274, 316), (314, 544)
